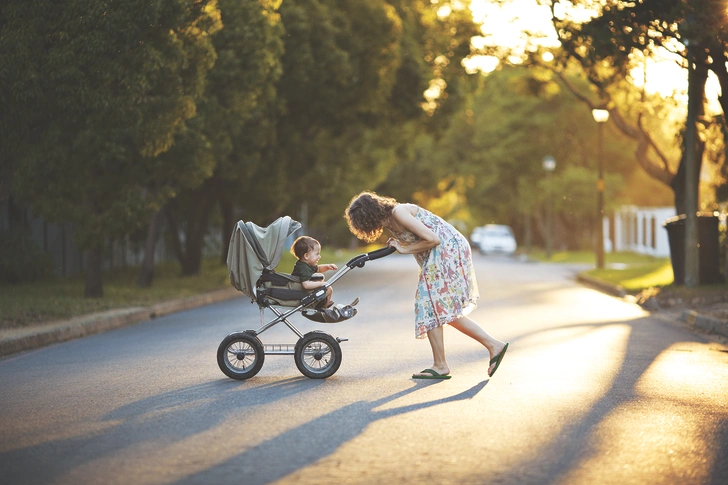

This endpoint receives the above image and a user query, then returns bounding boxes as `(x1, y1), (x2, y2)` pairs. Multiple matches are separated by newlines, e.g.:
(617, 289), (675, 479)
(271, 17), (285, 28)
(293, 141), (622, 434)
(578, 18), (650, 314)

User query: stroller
(218, 216), (395, 380)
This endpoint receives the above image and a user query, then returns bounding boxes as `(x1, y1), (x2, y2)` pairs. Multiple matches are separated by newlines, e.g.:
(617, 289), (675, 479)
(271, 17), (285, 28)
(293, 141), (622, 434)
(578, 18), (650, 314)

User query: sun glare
(471, 0), (560, 50)
(468, 0), (721, 110)
(629, 41), (722, 114)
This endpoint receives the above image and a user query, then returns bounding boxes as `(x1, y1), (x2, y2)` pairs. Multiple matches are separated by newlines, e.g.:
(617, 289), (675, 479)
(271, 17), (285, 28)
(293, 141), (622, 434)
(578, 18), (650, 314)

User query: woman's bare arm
(388, 204), (440, 254)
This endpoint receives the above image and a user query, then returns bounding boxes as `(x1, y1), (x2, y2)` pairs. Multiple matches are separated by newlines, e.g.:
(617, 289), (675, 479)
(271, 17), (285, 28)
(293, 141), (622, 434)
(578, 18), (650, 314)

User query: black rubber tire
(217, 331), (264, 380)
(294, 331), (342, 379)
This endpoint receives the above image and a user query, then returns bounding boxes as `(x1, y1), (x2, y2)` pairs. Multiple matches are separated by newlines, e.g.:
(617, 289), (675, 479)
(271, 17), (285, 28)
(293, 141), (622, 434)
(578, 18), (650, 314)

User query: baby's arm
(301, 279), (325, 290)
(318, 263), (338, 272)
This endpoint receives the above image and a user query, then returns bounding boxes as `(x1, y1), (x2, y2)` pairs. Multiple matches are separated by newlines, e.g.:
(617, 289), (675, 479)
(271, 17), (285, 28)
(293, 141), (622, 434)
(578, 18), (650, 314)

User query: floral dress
(390, 206), (479, 338)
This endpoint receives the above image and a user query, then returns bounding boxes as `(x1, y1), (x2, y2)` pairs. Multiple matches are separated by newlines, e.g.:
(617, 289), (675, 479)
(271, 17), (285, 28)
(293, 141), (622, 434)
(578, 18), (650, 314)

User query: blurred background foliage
(1, 0), (725, 296)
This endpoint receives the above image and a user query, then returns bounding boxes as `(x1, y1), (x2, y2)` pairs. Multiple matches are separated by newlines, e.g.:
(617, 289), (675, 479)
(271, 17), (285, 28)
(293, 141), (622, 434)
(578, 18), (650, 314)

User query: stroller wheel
(294, 331), (342, 379)
(217, 331), (264, 380)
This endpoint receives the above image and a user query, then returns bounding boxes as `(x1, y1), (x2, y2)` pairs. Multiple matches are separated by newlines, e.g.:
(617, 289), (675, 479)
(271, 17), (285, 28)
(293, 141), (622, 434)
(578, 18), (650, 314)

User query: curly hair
(344, 191), (398, 243)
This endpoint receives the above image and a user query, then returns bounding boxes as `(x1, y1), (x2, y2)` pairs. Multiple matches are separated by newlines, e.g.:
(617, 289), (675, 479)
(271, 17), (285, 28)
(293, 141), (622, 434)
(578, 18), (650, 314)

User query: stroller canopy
(227, 216), (302, 299)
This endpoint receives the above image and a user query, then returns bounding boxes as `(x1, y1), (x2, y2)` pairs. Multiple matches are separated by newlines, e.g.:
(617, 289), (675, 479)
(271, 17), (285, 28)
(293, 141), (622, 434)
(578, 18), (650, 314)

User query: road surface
(1, 253), (727, 484)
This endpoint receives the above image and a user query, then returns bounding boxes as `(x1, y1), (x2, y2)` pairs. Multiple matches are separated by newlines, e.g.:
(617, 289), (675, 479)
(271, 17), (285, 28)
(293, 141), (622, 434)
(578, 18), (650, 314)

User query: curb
(575, 272), (728, 340)
(0, 287), (241, 358)
(681, 309), (728, 339)
(575, 273), (627, 298)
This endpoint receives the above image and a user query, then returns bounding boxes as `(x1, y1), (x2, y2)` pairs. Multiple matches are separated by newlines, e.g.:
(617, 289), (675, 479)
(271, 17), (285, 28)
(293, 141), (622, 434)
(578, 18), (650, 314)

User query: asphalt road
(1, 253), (727, 485)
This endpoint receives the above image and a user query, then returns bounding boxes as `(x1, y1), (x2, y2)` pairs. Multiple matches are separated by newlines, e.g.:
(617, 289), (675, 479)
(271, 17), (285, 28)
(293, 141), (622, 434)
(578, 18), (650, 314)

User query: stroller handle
(346, 246), (397, 269)
(322, 246), (396, 288)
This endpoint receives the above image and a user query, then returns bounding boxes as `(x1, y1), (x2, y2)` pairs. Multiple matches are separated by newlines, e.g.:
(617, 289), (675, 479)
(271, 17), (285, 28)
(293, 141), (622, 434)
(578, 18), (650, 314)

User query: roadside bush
(0, 230), (53, 284)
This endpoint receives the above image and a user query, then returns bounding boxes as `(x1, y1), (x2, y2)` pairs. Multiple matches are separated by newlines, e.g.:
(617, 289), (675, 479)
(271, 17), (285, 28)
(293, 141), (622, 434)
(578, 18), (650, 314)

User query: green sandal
(488, 342), (509, 377)
(412, 369), (451, 379)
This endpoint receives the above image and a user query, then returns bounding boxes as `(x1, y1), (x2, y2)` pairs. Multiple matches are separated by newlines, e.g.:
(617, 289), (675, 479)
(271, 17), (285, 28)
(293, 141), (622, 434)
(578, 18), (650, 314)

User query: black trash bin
(663, 213), (722, 285)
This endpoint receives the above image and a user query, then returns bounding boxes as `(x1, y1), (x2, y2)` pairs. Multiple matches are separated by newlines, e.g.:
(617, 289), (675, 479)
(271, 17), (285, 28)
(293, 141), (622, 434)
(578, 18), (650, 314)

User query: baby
(290, 236), (358, 322)
(290, 236), (337, 308)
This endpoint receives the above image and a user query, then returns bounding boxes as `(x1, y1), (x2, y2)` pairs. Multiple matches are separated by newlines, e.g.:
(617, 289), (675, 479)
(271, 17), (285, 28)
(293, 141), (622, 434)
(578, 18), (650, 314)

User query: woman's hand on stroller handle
(386, 238), (403, 253)
(346, 246), (397, 268)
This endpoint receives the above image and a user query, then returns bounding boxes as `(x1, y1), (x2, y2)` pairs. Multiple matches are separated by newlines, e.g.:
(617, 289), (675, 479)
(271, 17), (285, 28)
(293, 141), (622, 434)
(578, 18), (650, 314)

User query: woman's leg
(413, 325), (450, 376)
(449, 316), (506, 372)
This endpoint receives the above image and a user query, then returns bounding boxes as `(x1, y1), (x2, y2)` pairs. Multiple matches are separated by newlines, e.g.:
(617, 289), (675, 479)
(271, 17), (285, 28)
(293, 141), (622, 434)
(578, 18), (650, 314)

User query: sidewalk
(0, 287), (241, 357)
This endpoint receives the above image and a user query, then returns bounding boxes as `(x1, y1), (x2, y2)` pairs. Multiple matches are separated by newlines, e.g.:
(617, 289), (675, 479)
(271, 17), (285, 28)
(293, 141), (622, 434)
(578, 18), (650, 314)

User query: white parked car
(471, 224), (517, 255)
(470, 226), (488, 248)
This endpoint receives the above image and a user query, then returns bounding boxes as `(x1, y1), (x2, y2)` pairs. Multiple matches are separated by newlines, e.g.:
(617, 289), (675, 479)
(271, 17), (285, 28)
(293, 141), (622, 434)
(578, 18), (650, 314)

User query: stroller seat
(256, 270), (357, 323)
(256, 270), (310, 307)
(227, 217), (357, 324)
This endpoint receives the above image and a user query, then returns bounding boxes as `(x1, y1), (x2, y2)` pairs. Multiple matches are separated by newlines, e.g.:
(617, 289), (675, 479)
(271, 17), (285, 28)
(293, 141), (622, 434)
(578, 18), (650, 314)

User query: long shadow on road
(0, 377), (324, 484)
(173, 379), (488, 485)
(487, 315), (728, 485)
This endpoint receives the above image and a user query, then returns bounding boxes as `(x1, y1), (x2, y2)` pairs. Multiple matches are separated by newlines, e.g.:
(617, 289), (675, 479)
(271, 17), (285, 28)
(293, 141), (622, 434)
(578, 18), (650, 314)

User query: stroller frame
(217, 246), (395, 380)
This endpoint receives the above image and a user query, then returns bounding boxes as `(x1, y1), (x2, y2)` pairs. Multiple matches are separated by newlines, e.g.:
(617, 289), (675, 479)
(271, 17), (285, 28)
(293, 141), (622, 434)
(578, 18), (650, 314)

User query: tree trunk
(167, 180), (218, 276)
(708, 48), (728, 195)
(562, 218), (583, 251)
(84, 247), (103, 298)
(220, 197), (234, 265)
(165, 206), (184, 266)
(181, 229), (205, 276)
(671, 62), (708, 216)
(180, 192), (216, 276)
(725, 239), (728, 283)
(137, 208), (164, 287)
(534, 207), (547, 249)
(0, 169), (12, 213)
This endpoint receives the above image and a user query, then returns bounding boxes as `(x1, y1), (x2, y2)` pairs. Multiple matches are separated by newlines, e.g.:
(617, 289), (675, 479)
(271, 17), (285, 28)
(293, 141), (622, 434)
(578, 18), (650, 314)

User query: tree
(273, 0), (406, 220)
(156, 0), (284, 277)
(1, 0), (221, 296)
(471, 1), (728, 215)
(413, 67), (642, 250)
(362, 1), (483, 219)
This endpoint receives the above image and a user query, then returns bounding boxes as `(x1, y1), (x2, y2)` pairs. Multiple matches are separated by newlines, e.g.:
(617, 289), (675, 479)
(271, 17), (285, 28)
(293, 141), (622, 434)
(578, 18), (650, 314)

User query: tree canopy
(474, 0), (728, 214)
(0, 1), (485, 293)
(2, 0), (711, 294)
(1, 0), (221, 295)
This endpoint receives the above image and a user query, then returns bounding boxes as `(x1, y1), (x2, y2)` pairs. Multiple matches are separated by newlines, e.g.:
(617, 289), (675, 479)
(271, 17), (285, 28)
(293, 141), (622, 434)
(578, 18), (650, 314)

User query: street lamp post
(543, 155), (556, 259)
(592, 108), (610, 269)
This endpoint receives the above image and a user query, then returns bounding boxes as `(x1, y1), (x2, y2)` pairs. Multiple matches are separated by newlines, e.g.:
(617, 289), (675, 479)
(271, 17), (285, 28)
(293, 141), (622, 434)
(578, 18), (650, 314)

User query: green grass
(526, 249), (675, 292)
(0, 258), (231, 329)
(0, 247), (363, 329)
(586, 260), (674, 292)
(527, 249), (596, 264)
(527, 249), (666, 266)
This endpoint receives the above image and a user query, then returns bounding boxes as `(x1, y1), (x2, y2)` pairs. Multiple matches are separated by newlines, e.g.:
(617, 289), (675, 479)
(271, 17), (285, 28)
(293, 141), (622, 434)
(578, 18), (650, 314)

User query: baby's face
(302, 244), (321, 266)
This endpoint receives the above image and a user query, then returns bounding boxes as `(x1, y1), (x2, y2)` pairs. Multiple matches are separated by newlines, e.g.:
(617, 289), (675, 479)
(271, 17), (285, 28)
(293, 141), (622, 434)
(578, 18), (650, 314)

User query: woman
(344, 191), (508, 379)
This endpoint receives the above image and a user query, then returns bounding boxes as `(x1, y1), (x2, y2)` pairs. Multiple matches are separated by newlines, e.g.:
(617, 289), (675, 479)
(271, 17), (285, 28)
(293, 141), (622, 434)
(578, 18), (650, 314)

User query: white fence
(606, 206), (676, 257)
